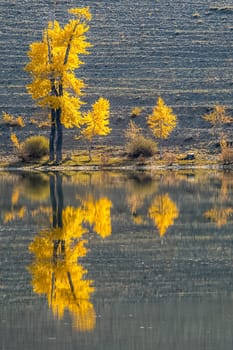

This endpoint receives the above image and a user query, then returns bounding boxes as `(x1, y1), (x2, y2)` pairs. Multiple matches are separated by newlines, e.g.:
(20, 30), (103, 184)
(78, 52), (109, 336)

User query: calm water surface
(1, 170), (233, 349)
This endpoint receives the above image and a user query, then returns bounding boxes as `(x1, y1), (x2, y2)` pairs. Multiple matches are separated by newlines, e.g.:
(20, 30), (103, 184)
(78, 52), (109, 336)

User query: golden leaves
(28, 192), (112, 330)
(203, 105), (232, 127)
(204, 207), (233, 228)
(148, 193), (179, 237)
(82, 196), (112, 238)
(68, 7), (92, 21)
(82, 97), (111, 141)
(25, 6), (93, 128)
(147, 97), (177, 139)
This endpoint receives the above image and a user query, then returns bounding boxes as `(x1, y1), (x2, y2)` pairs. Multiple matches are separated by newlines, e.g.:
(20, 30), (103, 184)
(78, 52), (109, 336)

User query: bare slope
(0, 0), (233, 156)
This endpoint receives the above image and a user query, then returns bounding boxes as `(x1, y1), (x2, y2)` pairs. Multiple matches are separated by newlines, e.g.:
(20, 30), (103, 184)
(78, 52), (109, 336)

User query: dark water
(1, 170), (233, 349)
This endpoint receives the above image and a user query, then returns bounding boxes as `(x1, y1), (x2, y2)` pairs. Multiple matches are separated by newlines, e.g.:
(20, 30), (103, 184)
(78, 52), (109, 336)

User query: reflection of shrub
(19, 136), (49, 161)
(126, 135), (157, 158)
(21, 173), (50, 201)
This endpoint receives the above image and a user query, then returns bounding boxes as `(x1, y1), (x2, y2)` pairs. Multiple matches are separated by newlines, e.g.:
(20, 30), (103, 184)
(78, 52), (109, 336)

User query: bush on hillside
(126, 134), (157, 158)
(19, 135), (49, 161)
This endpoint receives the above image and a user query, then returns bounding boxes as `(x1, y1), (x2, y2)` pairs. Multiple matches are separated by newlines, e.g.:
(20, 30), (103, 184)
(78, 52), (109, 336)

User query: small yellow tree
(147, 97), (177, 158)
(202, 105), (232, 140)
(81, 97), (111, 160)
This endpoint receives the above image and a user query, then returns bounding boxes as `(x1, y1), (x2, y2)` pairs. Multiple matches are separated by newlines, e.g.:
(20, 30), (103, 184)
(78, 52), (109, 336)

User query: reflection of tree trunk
(67, 271), (77, 301)
(50, 174), (65, 262)
(49, 174), (78, 304)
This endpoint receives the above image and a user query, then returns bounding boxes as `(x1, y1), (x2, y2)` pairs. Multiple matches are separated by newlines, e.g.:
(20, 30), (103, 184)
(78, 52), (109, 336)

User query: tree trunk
(56, 109), (63, 163)
(49, 109), (56, 161)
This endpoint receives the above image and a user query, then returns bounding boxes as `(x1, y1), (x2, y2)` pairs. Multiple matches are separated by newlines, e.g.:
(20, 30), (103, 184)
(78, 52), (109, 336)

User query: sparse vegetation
(130, 107), (143, 118)
(219, 143), (233, 165)
(202, 105), (232, 139)
(2, 112), (25, 127)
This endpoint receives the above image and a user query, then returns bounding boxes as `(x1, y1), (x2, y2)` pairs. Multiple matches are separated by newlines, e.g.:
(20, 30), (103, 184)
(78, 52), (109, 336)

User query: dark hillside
(1, 0), (233, 155)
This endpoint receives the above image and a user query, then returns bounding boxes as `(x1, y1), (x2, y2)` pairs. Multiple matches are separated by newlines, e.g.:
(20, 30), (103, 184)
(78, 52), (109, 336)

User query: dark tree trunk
(49, 109), (56, 161)
(49, 108), (63, 163)
(56, 109), (63, 163)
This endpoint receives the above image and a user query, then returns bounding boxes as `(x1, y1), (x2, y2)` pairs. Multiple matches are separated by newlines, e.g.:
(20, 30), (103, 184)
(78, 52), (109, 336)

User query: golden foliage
(4, 207), (26, 223)
(204, 207), (233, 227)
(28, 204), (96, 331)
(130, 107), (143, 118)
(25, 7), (92, 128)
(203, 105), (232, 131)
(29, 233), (95, 331)
(124, 120), (142, 141)
(2, 112), (25, 127)
(28, 193), (112, 330)
(11, 188), (20, 205)
(148, 193), (179, 236)
(147, 97), (177, 139)
(10, 133), (20, 149)
(82, 196), (112, 238)
(81, 97), (111, 140)
(30, 117), (50, 128)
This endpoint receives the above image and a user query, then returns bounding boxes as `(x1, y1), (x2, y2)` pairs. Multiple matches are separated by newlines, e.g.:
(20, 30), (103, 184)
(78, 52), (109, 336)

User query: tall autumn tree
(25, 7), (92, 163)
(147, 97), (177, 159)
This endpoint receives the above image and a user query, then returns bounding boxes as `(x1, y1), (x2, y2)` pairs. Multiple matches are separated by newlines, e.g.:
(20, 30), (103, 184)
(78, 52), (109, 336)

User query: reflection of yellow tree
(204, 207), (233, 228)
(28, 225), (95, 331)
(82, 196), (112, 238)
(28, 174), (113, 331)
(148, 193), (179, 237)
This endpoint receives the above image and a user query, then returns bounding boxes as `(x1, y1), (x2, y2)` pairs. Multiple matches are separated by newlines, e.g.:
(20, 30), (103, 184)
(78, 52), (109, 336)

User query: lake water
(1, 169), (233, 349)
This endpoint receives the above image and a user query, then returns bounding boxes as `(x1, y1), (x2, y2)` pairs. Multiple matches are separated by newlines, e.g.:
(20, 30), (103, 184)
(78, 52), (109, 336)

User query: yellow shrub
(10, 133), (20, 149)
(2, 112), (25, 127)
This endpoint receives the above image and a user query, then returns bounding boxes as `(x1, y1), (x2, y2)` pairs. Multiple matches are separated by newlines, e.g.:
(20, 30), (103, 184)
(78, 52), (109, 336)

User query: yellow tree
(148, 193), (179, 237)
(25, 7), (92, 163)
(202, 105), (232, 140)
(147, 97), (177, 158)
(81, 97), (111, 160)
